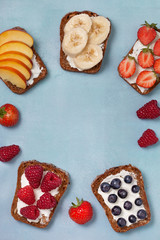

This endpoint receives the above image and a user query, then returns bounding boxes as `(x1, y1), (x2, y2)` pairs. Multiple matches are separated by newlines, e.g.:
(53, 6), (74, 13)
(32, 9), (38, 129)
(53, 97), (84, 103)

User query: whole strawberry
(17, 185), (35, 205)
(69, 198), (93, 224)
(37, 193), (57, 209)
(137, 21), (157, 45)
(0, 144), (20, 162)
(41, 171), (62, 192)
(137, 100), (160, 119)
(20, 205), (39, 220)
(138, 129), (159, 147)
(0, 103), (19, 127)
(25, 165), (43, 189)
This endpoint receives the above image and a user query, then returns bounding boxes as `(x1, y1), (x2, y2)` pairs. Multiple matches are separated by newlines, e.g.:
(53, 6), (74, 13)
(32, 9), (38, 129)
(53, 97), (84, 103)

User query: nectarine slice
(0, 59), (31, 80)
(0, 66), (26, 89)
(0, 29), (33, 47)
(0, 41), (33, 59)
(0, 51), (33, 69)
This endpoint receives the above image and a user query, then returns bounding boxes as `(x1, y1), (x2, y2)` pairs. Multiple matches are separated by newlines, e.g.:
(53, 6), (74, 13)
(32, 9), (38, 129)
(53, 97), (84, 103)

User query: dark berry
(124, 201), (132, 210)
(108, 194), (117, 203)
(124, 175), (132, 184)
(118, 189), (128, 199)
(110, 178), (121, 189)
(117, 218), (126, 227)
(112, 206), (121, 216)
(137, 209), (147, 219)
(135, 198), (143, 206)
(129, 215), (137, 223)
(100, 182), (110, 192)
(132, 185), (140, 193)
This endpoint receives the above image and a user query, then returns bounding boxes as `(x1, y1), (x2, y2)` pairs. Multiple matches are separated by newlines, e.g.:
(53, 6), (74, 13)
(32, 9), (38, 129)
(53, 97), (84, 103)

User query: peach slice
(0, 66), (26, 89)
(0, 59), (31, 80)
(0, 29), (33, 47)
(0, 51), (33, 69)
(0, 41), (33, 59)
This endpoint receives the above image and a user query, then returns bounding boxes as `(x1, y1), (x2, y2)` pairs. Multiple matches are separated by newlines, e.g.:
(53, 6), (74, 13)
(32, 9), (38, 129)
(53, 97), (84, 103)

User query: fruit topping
(117, 217), (126, 227)
(138, 129), (159, 147)
(20, 205), (39, 220)
(153, 39), (160, 56)
(108, 194), (117, 203)
(0, 144), (20, 162)
(136, 100), (160, 119)
(124, 201), (132, 210)
(132, 185), (140, 193)
(118, 189), (128, 199)
(136, 70), (157, 88)
(41, 171), (62, 192)
(138, 47), (154, 68)
(135, 198), (143, 206)
(110, 178), (121, 189)
(124, 175), (132, 184)
(128, 214), (137, 223)
(112, 206), (121, 216)
(0, 103), (19, 127)
(25, 165), (43, 189)
(100, 182), (110, 192)
(153, 59), (160, 74)
(118, 56), (136, 78)
(37, 192), (57, 209)
(137, 209), (147, 219)
(137, 21), (157, 45)
(17, 185), (35, 205)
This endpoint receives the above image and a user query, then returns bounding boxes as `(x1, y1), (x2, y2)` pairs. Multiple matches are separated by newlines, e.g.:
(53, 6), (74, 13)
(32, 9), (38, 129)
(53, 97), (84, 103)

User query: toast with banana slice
(60, 11), (111, 73)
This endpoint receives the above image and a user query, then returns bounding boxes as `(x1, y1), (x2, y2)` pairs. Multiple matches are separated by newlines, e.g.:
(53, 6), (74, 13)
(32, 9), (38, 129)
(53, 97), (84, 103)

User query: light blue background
(0, 0), (160, 239)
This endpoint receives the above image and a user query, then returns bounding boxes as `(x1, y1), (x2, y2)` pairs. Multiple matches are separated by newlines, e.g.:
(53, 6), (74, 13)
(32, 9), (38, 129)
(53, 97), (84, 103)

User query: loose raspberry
(0, 144), (20, 162)
(25, 165), (43, 189)
(17, 185), (35, 205)
(41, 172), (62, 192)
(138, 129), (159, 147)
(137, 100), (160, 119)
(20, 205), (39, 220)
(37, 192), (57, 209)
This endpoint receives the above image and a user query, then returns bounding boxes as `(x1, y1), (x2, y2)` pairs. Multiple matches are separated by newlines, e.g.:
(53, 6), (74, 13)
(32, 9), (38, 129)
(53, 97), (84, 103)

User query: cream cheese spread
(27, 54), (43, 86)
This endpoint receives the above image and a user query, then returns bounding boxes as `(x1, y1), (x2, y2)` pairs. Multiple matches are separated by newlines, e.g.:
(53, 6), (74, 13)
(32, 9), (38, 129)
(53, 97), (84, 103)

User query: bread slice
(0, 27), (47, 94)
(11, 160), (69, 228)
(60, 11), (111, 74)
(91, 164), (151, 232)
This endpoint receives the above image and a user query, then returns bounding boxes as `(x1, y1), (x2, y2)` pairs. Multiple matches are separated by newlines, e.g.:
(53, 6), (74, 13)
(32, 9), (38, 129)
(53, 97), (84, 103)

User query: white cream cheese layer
(27, 54), (43, 86)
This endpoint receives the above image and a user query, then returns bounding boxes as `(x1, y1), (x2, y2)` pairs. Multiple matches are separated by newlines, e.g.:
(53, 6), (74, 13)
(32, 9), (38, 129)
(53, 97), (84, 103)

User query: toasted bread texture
(60, 11), (111, 74)
(91, 164), (151, 232)
(11, 160), (69, 228)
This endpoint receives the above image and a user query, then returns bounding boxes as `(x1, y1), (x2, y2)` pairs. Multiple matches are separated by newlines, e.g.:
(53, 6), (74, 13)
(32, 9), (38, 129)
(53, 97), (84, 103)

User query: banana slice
(64, 13), (92, 33)
(62, 27), (88, 57)
(89, 16), (110, 45)
(73, 44), (103, 70)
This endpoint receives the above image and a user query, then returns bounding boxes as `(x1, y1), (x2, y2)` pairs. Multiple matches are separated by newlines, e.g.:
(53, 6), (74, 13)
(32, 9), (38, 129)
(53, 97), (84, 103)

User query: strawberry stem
(0, 107), (6, 118)
(71, 197), (83, 208)
(142, 21), (158, 30)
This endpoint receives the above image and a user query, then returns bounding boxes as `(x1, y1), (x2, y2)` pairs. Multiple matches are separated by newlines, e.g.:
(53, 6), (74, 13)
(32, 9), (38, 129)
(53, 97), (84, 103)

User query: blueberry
(118, 189), (128, 199)
(135, 198), (143, 206)
(108, 194), (117, 203)
(112, 206), (122, 216)
(110, 178), (121, 189)
(129, 215), (137, 223)
(124, 175), (132, 184)
(132, 185), (140, 193)
(117, 218), (126, 227)
(137, 209), (147, 219)
(124, 201), (132, 210)
(100, 182), (110, 192)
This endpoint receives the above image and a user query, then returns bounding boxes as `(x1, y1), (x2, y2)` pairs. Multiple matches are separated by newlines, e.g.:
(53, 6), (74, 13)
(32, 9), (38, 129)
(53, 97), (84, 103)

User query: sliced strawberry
(138, 47), (154, 68)
(153, 59), (160, 74)
(153, 39), (160, 56)
(118, 56), (136, 78)
(136, 71), (157, 88)
(137, 21), (157, 45)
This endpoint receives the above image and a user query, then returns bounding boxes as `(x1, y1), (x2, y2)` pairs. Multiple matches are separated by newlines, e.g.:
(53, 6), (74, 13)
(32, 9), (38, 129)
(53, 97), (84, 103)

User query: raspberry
(25, 165), (43, 189)
(17, 185), (35, 205)
(37, 192), (57, 209)
(0, 144), (20, 162)
(41, 171), (62, 192)
(20, 205), (39, 220)
(137, 100), (160, 119)
(138, 129), (159, 147)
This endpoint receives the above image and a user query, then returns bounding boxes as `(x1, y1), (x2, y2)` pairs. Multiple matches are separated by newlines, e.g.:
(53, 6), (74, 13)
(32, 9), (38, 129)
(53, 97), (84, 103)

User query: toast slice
(91, 164), (151, 232)
(0, 27), (47, 94)
(60, 11), (111, 74)
(11, 160), (69, 228)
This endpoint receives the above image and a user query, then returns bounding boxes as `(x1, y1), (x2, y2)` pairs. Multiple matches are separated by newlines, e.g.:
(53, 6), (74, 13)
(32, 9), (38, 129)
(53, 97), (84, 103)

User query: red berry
(37, 193), (57, 209)
(138, 48), (154, 68)
(20, 205), (40, 220)
(153, 39), (160, 56)
(0, 103), (19, 127)
(136, 70), (157, 88)
(137, 22), (157, 45)
(118, 56), (136, 78)
(17, 185), (35, 205)
(25, 165), (43, 189)
(153, 59), (160, 74)
(41, 172), (62, 192)
(138, 129), (159, 148)
(0, 144), (20, 162)
(137, 100), (160, 119)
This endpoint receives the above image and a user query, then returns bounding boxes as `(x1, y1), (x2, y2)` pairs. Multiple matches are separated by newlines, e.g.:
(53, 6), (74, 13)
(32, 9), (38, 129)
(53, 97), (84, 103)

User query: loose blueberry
(132, 185), (140, 193)
(129, 215), (137, 223)
(137, 209), (147, 219)
(118, 189), (128, 199)
(124, 201), (132, 210)
(100, 182), (110, 192)
(135, 198), (143, 206)
(117, 218), (126, 227)
(112, 206), (122, 216)
(108, 194), (117, 203)
(110, 178), (121, 189)
(124, 175), (132, 184)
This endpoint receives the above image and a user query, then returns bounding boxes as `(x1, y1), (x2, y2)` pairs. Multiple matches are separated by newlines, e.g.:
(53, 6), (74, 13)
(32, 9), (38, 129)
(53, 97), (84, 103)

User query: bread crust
(11, 160), (70, 228)
(60, 11), (111, 74)
(91, 164), (151, 232)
